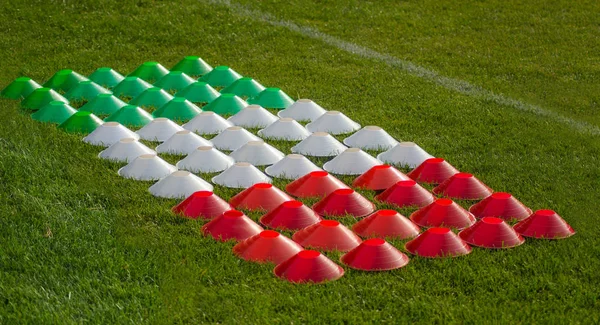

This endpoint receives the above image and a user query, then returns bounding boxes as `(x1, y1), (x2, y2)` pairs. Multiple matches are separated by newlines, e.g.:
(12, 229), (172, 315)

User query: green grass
(1, 0), (599, 323)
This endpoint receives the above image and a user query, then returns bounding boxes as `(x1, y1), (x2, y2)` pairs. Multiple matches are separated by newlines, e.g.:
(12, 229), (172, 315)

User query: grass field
(1, 0), (599, 323)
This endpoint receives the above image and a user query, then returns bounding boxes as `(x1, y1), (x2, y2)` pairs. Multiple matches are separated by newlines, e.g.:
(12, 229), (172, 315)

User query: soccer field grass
(1, 0), (599, 323)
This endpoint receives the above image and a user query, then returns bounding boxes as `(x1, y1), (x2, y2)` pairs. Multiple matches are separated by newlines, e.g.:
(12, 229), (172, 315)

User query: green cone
(112, 76), (153, 98)
(170, 56), (213, 77)
(64, 80), (111, 101)
(43, 69), (88, 92)
(58, 111), (103, 134)
(153, 98), (201, 122)
(88, 67), (124, 88)
(128, 61), (169, 83)
(247, 87), (294, 110)
(1, 76), (42, 99)
(154, 71), (196, 92)
(202, 93), (247, 115)
(130, 87), (174, 108)
(200, 66), (242, 88)
(31, 101), (77, 124)
(79, 94), (127, 115)
(220, 77), (265, 99)
(104, 104), (153, 128)
(174, 81), (219, 104)
(21, 87), (69, 110)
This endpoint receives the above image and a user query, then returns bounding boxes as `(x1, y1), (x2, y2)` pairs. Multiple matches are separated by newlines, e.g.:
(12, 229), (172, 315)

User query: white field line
(210, 0), (600, 136)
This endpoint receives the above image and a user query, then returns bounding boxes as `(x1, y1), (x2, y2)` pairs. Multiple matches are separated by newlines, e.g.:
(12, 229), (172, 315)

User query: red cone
(172, 191), (232, 220)
(260, 200), (322, 231)
(285, 171), (350, 198)
(459, 217), (525, 248)
(405, 227), (472, 258)
(410, 198), (476, 229)
(312, 189), (375, 218)
(340, 238), (410, 271)
(274, 250), (344, 283)
(292, 220), (361, 252)
(469, 192), (532, 221)
(407, 158), (459, 184)
(352, 210), (420, 239)
(201, 210), (264, 242)
(374, 180), (434, 208)
(229, 183), (292, 212)
(352, 164), (410, 191)
(514, 209), (575, 239)
(233, 230), (303, 264)
(432, 172), (492, 200)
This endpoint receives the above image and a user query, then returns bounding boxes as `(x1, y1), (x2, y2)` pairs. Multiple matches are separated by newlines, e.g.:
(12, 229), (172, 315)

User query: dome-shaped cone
(58, 111), (103, 134)
(104, 105), (154, 128)
(156, 130), (212, 155)
(459, 217), (525, 248)
(172, 191), (232, 220)
(313, 189), (375, 218)
(260, 200), (322, 231)
(202, 93), (248, 116)
(79, 94), (127, 115)
(374, 180), (435, 208)
(202, 210), (263, 242)
(176, 146), (234, 173)
(377, 142), (434, 168)
(407, 158), (460, 184)
(152, 98), (201, 123)
(233, 230), (303, 264)
(247, 87), (294, 110)
(175, 81), (220, 104)
(513, 209), (575, 239)
(286, 171), (350, 198)
(265, 154), (322, 180)
(88, 67), (125, 88)
(136, 118), (184, 142)
(212, 162), (272, 189)
(305, 111), (361, 135)
(21, 87), (68, 110)
(149, 170), (214, 199)
(353, 165), (411, 191)
(343, 126), (399, 151)
(130, 87), (174, 109)
(293, 220), (361, 252)
(31, 101), (77, 124)
(410, 198), (476, 230)
(83, 122), (139, 147)
(118, 153), (177, 181)
(210, 126), (260, 151)
(341, 238), (410, 271)
(98, 138), (155, 162)
(258, 118), (311, 141)
(128, 61), (169, 83)
(291, 132), (347, 157)
(64, 80), (111, 101)
(352, 210), (421, 240)
(229, 141), (285, 166)
(469, 192), (532, 221)
(277, 99), (326, 122)
(1, 76), (42, 99)
(405, 227), (472, 258)
(433, 172), (493, 200)
(323, 148), (382, 175)
(154, 71), (196, 92)
(200, 65), (242, 88)
(227, 105), (278, 128)
(43, 69), (88, 92)
(171, 56), (213, 77)
(274, 250), (344, 284)
(182, 111), (233, 135)
(229, 183), (293, 212)
(112, 76), (153, 98)
(221, 77), (266, 99)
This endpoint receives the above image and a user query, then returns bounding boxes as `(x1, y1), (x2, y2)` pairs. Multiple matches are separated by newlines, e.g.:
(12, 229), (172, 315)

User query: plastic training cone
(274, 250), (344, 284)
(306, 111), (361, 135)
(433, 172), (493, 200)
(136, 118), (184, 142)
(260, 200), (322, 231)
(172, 191), (232, 220)
(104, 105), (154, 128)
(286, 171), (350, 198)
(154, 71), (196, 92)
(293, 220), (361, 252)
(31, 101), (77, 124)
(229, 141), (284, 166)
(79, 94), (127, 115)
(407, 158), (459, 184)
(341, 238), (410, 271)
(233, 230), (303, 264)
(352, 210), (421, 240)
(176, 146), (234, 173)
(265, 154), (322, 180)
(182, 111), (233, 135)
(98, 138), (155, 162)
(405, 227), (471, 258)
(128, 61), (169, 83)
(291, 132), (347, 157)
(83, 122), (139, 147)
(43, 69), (88, 92)
(1, 76), (42, 99)
(377, 142), (434, 168)
(374, 180), (435, 208)
(175, 81), (220, 104)
(247, 87), (294, 110)
(202, 210), (264, 242)
(257, 117), (311, 141)
(278, 99), (326, 122)
(118, 153), (177, 181)
(64, 80), (111, 101)
(221, 77), (266, 99)
(323, 148), (382, 175)
(352, 165), (410, 191)
(152, 98), (201, 122)
(156, 130), (212, 155)
(229, 183), (292, 212)
(210, 126), (260, 151)
(227, 105), (278, 128)
(130, 87), (174, 109)
(58, 111), (103, 134)
(200, 65), (242, 88)
(149, 170), (214, 199)
(343, 126), (399, 151)
(212, 162), (272, 189)
(410, 198), (476, 230)
(513, 209), (575, 239)
(171, 56), (213, 76)
(459, 217), (525, 248)
(21, 87), (68, 110)
(112, 76), (153, 98)
(88, 67), (125, 88)
(202, 93), (248, 115)
(469, 192), (532, 221)
(313, 189), (375, 218)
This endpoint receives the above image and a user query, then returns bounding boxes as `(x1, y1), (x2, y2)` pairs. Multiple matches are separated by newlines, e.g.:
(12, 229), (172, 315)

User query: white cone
(323, 148), (382, 175)
(265, 154), (322, 180)
(212, 162), (272, 188)
(83, 122), (139, 147)
(136, 118), (184, 142)
(149, 170), (214, 199)
(342, 126), (399, 150)
(98, 138), (156, 163)
(155, 130), (212, 155)
(291, 132), (347, 157)
(257, 117), (311, 141)
(118, 153), (177, 181)
(229, 140), (284, 166)
(305, 111), (361, 135)
(210, 126), (260, 151)
(277, 99), (326, 122)
(182, 111), (234, 135)
(176, 146), (234, 173)
(227, 105), (278, 128)
(377, 142), (434, 168)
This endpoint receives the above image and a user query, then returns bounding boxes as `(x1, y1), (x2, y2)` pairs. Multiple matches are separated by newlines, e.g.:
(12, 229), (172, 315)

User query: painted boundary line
(209, 0), (600, 136)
